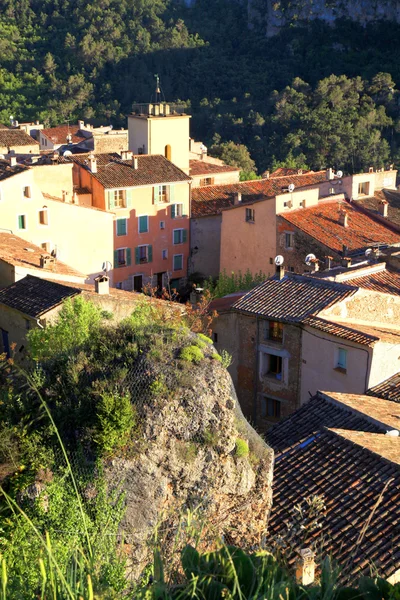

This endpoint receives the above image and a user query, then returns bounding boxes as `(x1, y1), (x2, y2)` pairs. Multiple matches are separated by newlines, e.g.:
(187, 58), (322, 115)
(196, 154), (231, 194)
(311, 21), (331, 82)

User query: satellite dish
(102, 261), (112, 273)
(288, 183), (295, 193)
(336, 170), (343, 178)
(305, 253), (316, 266)
(0, 154), (5, 160)
(365, 248), (373, 258)
(274, 255), (284, 266)
(63, 150), (72, 157)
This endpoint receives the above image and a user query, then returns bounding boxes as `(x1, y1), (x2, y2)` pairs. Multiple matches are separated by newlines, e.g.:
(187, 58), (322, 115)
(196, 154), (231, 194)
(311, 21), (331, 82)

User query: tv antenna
(305, 253), (317, 266)
(63, 150), (72, 157)
(365, 248), (373, 258)
(283, 183), (295, 193)
(102, 261), (112, 274)
(274, 255), (284, 266)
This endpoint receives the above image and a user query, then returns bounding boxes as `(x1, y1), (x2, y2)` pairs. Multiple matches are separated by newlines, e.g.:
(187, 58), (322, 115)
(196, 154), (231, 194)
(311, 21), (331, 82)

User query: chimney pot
(94, 274), (110, 295)
(325, 255), (333, 270)
(263, 170), (270, 179)
(88, 154), (97, 174)
(341, 257), (352, 268)
(326, 168), (334, 181)
(369, 166), (374, 173)
(295, 549), (315, 586)
(379, 200), (388, 217)
(132, 156), (139, 169)
(338, 210), (348, 227)
(276, 265), (285, 280)
(78, 120), (84, 130)
(234, 191), (242, 205)
(9, 156), (17, 167)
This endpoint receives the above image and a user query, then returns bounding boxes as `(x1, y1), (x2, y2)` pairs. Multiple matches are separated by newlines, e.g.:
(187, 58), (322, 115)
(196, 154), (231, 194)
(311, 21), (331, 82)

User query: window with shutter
(173, 229), (184, 244)
(126, 247), (132, 266)
(173, 254), (183, 271)
(18, 215), (26, 230)
(116, 218), (127, 236)
(108, 191), (115, 210)
(138, 215), (149, 233)
(182, 229), (187, 243)
(148, 245), (153, 262)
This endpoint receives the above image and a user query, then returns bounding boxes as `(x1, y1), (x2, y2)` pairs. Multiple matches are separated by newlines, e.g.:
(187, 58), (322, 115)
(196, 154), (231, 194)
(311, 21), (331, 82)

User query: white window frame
(173, 253), (183, 271)
(155, 185), (169, 204)
(259, 346), (289, 386)
(172, 203), (183, 218)
(38, 207), (49, 227)
(113, 189), (126, 208)
(138, 215), (149, 234)
(335, 347), (348, 372)
(17, 214), (27, 230)
(116, 217), (128, 237)
(160, 221), (165, 230)
(41, 241), (51, 253)
(116, 247), (128, 267)
(173, 228), (184, 245)
(138, 244), (149, 263)
(162, 249), (168, 260)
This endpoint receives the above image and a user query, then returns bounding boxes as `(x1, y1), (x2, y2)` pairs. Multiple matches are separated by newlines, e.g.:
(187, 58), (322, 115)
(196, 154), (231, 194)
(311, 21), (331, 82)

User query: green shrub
(212, 352), (223, 362)
(235, 438), (249, 458)
(179, 345), (204, 364)
(220, 349), (233, 368)
(197, 333), (213, 345)
(94, 391), (136, 456)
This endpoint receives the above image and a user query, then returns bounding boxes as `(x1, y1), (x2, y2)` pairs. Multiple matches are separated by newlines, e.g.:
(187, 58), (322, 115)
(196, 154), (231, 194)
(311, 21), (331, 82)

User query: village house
(71, 151), (191, 291)
(353, 187), (400, 233)
(39, 120), (129, 155)
(0, 127), (39, 155)
(211, 268), (400, 430)
(266, 390), (400, 584)
(189, 159), (240, 187)
(0, 158), (114, 282)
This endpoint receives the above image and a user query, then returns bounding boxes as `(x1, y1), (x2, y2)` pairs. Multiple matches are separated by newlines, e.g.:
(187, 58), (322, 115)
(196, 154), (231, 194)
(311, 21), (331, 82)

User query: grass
(179, 345), (204, 364)
(235, 438), (249, 458)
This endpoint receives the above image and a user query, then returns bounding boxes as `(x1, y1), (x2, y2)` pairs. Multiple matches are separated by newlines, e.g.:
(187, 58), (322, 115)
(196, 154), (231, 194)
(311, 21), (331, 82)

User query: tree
(209, 140), (256, 173)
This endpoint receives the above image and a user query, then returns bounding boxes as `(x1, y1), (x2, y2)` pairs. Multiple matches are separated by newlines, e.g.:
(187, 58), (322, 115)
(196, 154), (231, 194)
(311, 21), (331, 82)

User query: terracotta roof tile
(41, 124), (86, 145)
(0, 129), (39, 148)
(266, 393), (385, 452)
(0, 232), (85, 279)
(189, 160), (240, 176)
(0, 160), (30, 181)
(72, 153), (191, 189)
(232, 274), (355, 321)
(318, 391), (400, 431)
(191, 171), (327, 217)
(269, 427), (400, 582)
(302, 315), (379, 346)
(281, 199), (400, 255)
(0, 275), (80, 318)
(354, 189), (400, 230)
(367, 372), (400, 403)
(269, 167), (312, 177)
(343, 267), (400, 296)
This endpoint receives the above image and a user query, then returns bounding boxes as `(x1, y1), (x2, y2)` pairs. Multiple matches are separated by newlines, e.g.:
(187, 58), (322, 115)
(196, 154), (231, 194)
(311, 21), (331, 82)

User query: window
(264, 321), (283, 342)
(39, 207), (48, 226)
(138, 215), (149, 234)
(300, 199), (306, 208)
(173, 254), (183, 271)
(160, 221), (165, 230)
(155, 185), (169, 204)
(115, 247), (131, 268)
(171, 203), (184, 218)
(261, 397), (281, 419)
(285, 232), (294, 249)
(41, 242), (50, 253)
(135, 245), (152, 264)
(283, 200), (292, 208)
(23, 186), (31, 199)
(336, 348), (347, 372)
(200, 177), (214, 186)
(358, 182), (370, 196)
(213, 332), (218, 343)
(329, 187), (335, 194)
(116, 218), (127, 236)
(245, 208), (255, 222)
(269, 257), (273, 265)
(173, 229), (187, 245)
(18, 214), (26, 230)
(165, 144), (172, 161)
(162, 249), (168, 260)
(114, 189), (126, 208)
(263, 352), (283, 380)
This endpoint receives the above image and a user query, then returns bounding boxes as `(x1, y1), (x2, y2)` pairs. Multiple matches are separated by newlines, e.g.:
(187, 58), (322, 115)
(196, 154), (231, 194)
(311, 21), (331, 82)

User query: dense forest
(3, 0), (400, 173)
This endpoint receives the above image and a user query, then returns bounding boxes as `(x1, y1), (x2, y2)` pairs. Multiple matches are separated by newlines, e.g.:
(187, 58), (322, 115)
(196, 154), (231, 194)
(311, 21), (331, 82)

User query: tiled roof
(269, 427), (400, 583)
(189, 160), (240, 176)
(209, 291), (247, 313)
(41, 124), (86, 145)
(73, 187), (91, 195)
(0, 129), (39, 148)
(0, 232), (85, 278)
(367, 372), (400, 403)
(354, 189), (400, 229)
(318, 391), (400, 431)
(302, 315), (379, 346)
(343, 266), (400, 296)
(331, 429), (400, 465)
(72, 153), (191, 188)
(266, 393), (385, 452)
(269, 167), (311, 177)
(191, 171), (327, 217)
(232, 274), (355, 321)
(0, 160), (30, 181)
(280, 199), (400, 255)
(0, 275), (80, 318)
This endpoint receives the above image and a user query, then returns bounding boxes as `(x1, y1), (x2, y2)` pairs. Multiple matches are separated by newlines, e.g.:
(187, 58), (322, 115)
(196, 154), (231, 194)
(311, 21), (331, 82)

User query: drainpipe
(252, 315), (260, 426)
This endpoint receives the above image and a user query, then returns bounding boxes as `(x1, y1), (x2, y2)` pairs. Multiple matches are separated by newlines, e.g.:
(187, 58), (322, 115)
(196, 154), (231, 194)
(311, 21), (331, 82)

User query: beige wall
(128, 115), (190, 174)
(0, 170), (114, 283)
(275, 187), (319, 214)
(220, 198), (276, 277)
(0, 259), (86, 289)
(31, 163), (74, 198)
(1, 143), (39, 154)
(0, 304), (38, 359)
(190, 215), (222, 278)
(368, 338), (400, 388)
(316, 169), (397, 200)
(191, 171), (240, 187)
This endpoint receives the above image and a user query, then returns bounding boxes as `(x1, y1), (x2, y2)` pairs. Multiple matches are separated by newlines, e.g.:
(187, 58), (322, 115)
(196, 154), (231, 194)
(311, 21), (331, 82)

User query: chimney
(326, 168), (334, 181)
(325, 255), (333, 270)
(263, 170), (270, 179)
(342, 244), (348, 257)
(62, 190), (69, 203)
(234, 191), (242, 205)
(276, 264), (285, 280)
(338, 210), (348, 227)
(121, 150), (133, 161)
(78, 120), (84, 130)
(132, 156), (139, 169)
(378, 200), (388, 217)
(369, 166), (374, 173)
(295, 549), (315, 586)
(310, 258), (319, 273)
(40, 254), (55, 269)
(341, 257), (352, 268)
(297, 169), (303, 175)
(94, 274), (110, 295)
(9, 156), (17, 167)
(88, 154), (97, 174)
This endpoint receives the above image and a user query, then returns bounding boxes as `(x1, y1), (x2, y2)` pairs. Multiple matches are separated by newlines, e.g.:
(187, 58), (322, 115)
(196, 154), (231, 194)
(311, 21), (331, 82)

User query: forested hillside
(3, 0), (400, 173)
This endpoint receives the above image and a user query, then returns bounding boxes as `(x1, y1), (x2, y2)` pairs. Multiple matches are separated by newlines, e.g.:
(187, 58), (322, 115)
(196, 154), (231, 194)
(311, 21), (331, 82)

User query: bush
(220, 349), (233, 368)
(212, 352), (223, 362)
(179, 345), (204, 364)
(197, 333), (213, 345)
(235, 438), (249, 457)
(94, 391), (136, 456)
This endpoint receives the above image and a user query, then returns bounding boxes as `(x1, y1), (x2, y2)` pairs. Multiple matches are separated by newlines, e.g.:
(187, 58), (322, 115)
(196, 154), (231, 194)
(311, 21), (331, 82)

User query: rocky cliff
(106, 343), (273, 579)
(249, 0), (400, 36)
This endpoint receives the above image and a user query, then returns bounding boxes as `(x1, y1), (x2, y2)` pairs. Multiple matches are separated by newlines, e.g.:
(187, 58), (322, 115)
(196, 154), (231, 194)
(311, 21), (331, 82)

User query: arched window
(165, 144), (171, 161)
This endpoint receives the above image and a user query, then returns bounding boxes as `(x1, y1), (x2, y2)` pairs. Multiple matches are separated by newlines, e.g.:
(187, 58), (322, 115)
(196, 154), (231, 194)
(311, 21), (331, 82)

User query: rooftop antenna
(102, 261), (112, 274)
(305, 253), (317, 267)
(283, 183), (295, 193)
(274, 255), (284, 266)
(155, 74), (161, 103)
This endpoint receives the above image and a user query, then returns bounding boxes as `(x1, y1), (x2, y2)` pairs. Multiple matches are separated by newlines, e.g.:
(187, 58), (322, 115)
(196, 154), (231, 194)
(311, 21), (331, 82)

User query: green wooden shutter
(173, 230), (179, 244)
(171, 204), (176, 219)
(135, 247), (140, 265)
(126, 248), (132, 266)
(182, 229), (187, 243)
(139, 215), (148, 233)
(126, 189), (133, 208)
(114, 250), (118, 268)
(148, 245), (153, 263)
(108, 191), (115, 210)
(169, 185), (175, 203)
(117, 219), (127, 236)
